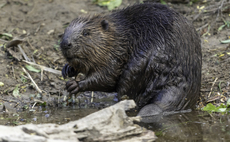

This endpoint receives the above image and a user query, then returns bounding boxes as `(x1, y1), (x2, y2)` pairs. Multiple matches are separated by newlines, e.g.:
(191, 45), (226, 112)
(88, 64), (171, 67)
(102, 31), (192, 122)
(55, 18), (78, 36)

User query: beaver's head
(60, 15), (118, 73)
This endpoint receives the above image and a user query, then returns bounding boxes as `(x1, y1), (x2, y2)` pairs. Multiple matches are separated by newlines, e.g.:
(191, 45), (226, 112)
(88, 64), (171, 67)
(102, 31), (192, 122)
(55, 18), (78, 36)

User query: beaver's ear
(101, 20), (109, 30)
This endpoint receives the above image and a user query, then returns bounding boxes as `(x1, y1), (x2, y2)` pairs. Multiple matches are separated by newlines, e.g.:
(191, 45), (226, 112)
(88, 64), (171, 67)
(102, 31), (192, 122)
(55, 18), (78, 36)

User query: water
(0, 107), (98, 125)
(137, 111), (230, 142)
(0, 107), (230, 141)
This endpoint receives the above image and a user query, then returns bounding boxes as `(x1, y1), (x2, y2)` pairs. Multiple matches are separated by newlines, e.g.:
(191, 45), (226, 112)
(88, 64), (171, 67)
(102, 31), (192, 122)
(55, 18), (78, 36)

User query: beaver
(60, 3), (202, 116)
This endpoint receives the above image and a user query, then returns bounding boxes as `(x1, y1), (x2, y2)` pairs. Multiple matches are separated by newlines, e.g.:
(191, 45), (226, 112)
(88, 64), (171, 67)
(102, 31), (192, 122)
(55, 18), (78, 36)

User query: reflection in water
(137, 111), (230, 142)
(0, 107), (98, 125)
(1, 107), (230, 141)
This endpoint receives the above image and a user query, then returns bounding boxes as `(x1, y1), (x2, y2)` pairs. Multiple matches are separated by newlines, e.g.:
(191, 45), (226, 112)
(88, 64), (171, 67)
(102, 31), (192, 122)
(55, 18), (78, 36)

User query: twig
(212, 0), (226, 25)
(63, 95), (66, 101)
(35, 24), (41, 34)
(21, 74), (29, 79)
(32, 55), (36, 63)
(22, 67), (42, 94)
(33, 99), (44, 103)
(218, 0), (226, 12)
(0, 98), (18, 103)
(201, 0), (227, 36)
(208, 77), (218, 97)
(27, 38), (36, 51)
(23, 60), (61, 75)
(41, 67), (44, 81)
(11, 66), (15, 78)
(206, 95), (221, 103)
(196, 23), (209, 31)
(18, 45), (31, 62)
(0, 2), (7, 9)
(31, 102), (37, 109)
(208, 112), (213, 118)
(58, 90), (60, 104)
(193, 0), (229, 21)
(0, 38), (7, 43)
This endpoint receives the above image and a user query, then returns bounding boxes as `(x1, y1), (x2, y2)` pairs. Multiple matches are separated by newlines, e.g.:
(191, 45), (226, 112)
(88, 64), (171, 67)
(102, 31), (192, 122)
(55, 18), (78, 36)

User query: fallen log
(0, 100), (157, 142)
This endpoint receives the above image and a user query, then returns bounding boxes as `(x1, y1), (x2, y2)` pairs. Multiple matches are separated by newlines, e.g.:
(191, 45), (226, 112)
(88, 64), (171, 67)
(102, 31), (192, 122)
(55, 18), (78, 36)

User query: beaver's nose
(60, 39), (72, 49)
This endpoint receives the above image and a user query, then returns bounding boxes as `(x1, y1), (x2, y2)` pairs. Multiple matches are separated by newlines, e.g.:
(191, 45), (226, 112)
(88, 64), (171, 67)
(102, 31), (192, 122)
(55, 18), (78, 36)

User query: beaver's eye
(82, 29), (90, 36)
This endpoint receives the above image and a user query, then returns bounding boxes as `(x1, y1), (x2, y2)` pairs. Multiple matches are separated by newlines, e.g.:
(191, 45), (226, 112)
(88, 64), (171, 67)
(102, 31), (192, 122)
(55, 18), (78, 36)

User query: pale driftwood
(0, 100), (156, 142)
(22, 67), (42, 94)
(23, 60), (62, 76)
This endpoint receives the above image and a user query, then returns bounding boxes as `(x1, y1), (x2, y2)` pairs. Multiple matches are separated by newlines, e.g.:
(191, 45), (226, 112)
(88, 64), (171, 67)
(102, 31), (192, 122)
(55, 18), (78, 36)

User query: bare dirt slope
(0, 0), (229, 112)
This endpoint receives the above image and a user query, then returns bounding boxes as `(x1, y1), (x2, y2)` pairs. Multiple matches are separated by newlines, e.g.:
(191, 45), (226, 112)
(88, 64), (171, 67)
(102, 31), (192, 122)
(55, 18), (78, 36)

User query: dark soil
(0, 0), (229, 116)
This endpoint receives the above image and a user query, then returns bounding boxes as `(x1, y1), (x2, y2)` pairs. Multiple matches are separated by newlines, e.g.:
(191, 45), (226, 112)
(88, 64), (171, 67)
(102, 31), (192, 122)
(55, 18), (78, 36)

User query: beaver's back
(109, 3), (201, 111)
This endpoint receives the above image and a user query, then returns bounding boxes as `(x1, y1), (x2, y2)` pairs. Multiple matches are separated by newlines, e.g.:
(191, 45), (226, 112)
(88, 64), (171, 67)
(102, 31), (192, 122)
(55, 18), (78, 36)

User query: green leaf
(33, 50), (38, 54)
(108, 0), (122, 10)
(40, 102), (47, 107)
(160, 0), (167, 5)
(53, 44), (59, 51)
(227, 108), (230, 112)
(20, 76), (27, 83)
(98, 1), (110, 6)
(25, 65), (40, 73)
(220, 39), (230, 44)
(218, 25), (226, 31)
(1, 33), (13, 38)
(226, 98), (230, 107)
(94, 0), (122, 10)
(217, 103), (226, 108)
(96, 0), (110, 6)
(202, 103), (230, 114)
(13, 85), (20, 98)
(202, 103), (217, 112)
(23, 105), (29, 110)
(227, 21), (230, 27)
(217, 108), (226, 113)
(0, 33), (13, 40)
(216, 104), (227, 113)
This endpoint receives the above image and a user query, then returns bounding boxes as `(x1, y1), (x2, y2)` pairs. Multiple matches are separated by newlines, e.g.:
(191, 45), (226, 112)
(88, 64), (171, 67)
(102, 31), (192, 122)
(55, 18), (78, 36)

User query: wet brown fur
(60, 3), (202, 116)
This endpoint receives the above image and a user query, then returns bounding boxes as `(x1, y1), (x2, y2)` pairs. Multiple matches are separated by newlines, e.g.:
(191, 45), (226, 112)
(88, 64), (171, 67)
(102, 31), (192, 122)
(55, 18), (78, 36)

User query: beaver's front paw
(62, 64), (76, 78)
(66, 80), (80, 94)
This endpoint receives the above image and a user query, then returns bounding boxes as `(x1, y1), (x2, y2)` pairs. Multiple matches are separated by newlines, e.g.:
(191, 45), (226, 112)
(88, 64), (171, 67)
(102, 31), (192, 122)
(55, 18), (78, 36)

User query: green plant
(25, 65), (40, 73)
(220, 39), (230, 44)
(160, 0), (166, 5)
(202, 98), (230, 114)
(93, 0), (122, 10)
(0, 33), (13, 40)
(23, 105), (29, 110)
(13, 85), (21, 98)
(20, 76), (27, 83)
(218, 19), (230, 32)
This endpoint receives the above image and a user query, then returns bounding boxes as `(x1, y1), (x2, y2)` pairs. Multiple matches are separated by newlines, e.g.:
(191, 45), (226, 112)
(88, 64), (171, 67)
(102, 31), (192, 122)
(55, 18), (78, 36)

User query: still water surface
(0, 107), (230, 142)
(138, 111), (230, 142)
